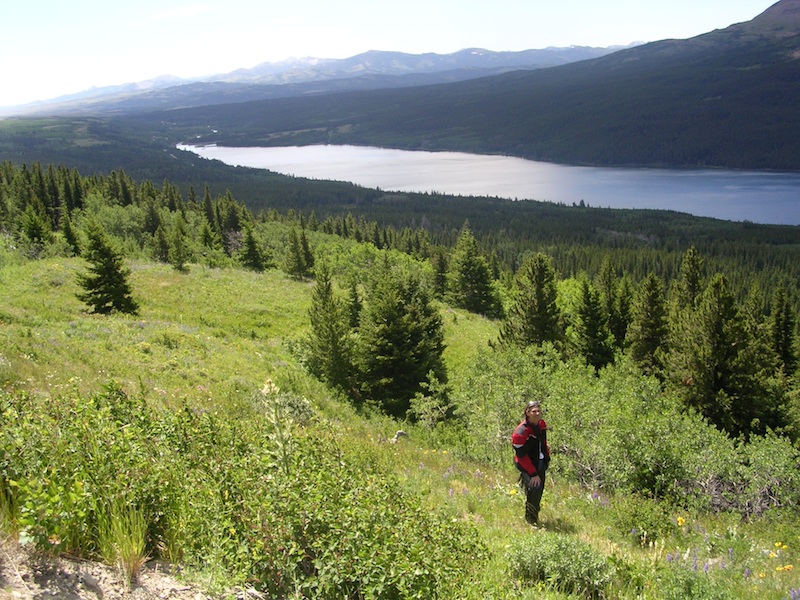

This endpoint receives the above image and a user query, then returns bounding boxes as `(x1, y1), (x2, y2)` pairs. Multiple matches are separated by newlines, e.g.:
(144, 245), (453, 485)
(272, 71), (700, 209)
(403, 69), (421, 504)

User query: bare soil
(0, 539), (232, 600)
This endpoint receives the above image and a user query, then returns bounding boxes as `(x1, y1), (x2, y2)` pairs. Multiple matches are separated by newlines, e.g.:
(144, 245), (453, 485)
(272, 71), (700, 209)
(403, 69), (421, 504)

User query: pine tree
(306, 263), (352, 391)
(153, 225), (171, 263)
(575, 280), (615, 371)
(300, 228), (314, 274)
(667, 273), (777, 438)
(76, 223), (138, 315)
(355, 265), (446, 417)
(771, 284), (798, 374)
(346, 279), (362, 329)
(239, 226), (265, 271)
(498, 252), (562, 348)
(446, 223), (502, 318)
(284, 228), (306, 279)
(60, 213), (80, 256)
(673, 246), (705, 311)
(171, 214), (189, 272)
(626, 272), (668, 378)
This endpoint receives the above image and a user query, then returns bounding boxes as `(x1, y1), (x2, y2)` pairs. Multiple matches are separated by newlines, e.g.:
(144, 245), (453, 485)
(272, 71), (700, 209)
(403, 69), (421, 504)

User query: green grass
(1, 256), (799, 598)
(0, 259), (312, 406)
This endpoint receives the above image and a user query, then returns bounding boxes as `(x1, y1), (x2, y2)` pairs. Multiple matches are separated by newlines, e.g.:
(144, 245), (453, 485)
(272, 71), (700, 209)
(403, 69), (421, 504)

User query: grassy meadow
(1, 251), (799, 599)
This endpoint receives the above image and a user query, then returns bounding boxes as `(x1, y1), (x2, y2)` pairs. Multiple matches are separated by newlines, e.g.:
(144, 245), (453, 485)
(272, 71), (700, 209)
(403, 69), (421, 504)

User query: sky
(0, 0), (779, 108)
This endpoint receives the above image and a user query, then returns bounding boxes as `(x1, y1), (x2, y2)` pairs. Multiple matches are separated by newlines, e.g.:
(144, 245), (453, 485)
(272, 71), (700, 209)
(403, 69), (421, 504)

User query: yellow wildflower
(769, 552), (777, 558)
(676, 517), (686, 527)
(784, 564), (794, 571)
(759, 572), (766, 579)
(776, 541), (783, 548)
(777, 566), (785, 572)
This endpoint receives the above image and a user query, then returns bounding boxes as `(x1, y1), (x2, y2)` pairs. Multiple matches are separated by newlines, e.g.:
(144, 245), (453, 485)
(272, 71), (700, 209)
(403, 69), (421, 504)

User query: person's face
(525, 405), (541, 423)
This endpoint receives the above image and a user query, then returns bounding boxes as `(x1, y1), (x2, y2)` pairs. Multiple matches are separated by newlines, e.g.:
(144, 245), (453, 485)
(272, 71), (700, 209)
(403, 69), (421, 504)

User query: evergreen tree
(613, 276), (633, 349)
(21, 204), (51, 246)
(346, 279), (362, 329)
(200, 219), (221, 250)
(771, 284), (798, 374)
(667, 274), (776, 438)
(300, 228), (314, 274)
(284, 228), (307, 279)
(306, 263), (352, 392)
(171, 214), (189, 272)
(430, 248), (448, 299)
(626, 272), (668, 378)
(498, 252), (562, 348)
(143, 199), (162, 236)
(202, 184), (217, 232)
(446, 223), (502, 318)
(76, 223), (138, 315)
(356, 265), (446, 417)
(673, 246), (705, 311)
(153, 225), (171, 263)
(239, 226), (265, 271)
(574, 280), (615, 371)
(60, 213), (80, 256)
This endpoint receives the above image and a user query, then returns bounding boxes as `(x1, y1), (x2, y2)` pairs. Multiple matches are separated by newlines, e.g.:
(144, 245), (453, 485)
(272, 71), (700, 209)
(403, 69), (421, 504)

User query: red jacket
(512, 418), (550, 476)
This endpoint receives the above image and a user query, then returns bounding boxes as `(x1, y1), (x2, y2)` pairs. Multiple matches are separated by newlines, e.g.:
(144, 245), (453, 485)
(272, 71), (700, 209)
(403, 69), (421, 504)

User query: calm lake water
(178, 144), (800, 225)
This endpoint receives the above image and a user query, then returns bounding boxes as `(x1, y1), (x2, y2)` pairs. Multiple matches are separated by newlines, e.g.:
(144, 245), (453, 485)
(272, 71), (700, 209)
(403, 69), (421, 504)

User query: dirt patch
(0, 540), (239, 600)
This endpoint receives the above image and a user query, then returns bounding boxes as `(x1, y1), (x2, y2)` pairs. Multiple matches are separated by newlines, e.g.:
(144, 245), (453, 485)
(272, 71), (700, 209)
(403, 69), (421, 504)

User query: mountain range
(3, 46), (631, 117)
(136, 0), (799, 171)
(1, 0), (798, 174)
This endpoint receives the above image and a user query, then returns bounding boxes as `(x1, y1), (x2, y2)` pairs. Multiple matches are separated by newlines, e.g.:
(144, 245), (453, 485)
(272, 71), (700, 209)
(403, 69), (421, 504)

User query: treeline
(2, 161), (799, 443)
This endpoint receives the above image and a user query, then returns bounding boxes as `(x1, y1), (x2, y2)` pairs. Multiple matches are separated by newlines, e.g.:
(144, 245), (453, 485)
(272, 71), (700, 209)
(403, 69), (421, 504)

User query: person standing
(512, 400), (551, 526)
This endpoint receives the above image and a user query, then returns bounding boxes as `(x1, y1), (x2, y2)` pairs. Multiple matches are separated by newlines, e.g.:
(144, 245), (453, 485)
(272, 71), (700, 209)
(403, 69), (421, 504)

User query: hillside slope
(147, 0), (800, 170)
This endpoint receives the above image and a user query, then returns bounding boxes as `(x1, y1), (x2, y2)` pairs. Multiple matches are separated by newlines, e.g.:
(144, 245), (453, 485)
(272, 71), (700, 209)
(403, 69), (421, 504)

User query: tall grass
(97, 499), (149, 585)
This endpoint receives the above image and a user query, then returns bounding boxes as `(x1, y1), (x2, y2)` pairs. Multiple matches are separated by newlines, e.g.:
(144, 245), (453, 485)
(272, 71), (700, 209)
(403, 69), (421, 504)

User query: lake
(178, 144), (800, 226)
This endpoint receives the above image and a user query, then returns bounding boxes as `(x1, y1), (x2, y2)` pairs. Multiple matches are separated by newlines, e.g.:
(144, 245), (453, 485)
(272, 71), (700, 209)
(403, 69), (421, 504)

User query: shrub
(656, 564), (732, 600)
(610, 493), (675, 546)
(507, 532), (615, 597)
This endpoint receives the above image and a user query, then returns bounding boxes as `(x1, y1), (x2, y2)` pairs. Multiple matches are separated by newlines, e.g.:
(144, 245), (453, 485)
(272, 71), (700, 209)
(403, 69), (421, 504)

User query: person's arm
(512, 424), (537, 475)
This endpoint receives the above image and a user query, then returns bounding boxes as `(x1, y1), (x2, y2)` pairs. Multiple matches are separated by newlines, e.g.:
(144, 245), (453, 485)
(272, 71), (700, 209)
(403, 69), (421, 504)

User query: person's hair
(524, 400), (541, 418)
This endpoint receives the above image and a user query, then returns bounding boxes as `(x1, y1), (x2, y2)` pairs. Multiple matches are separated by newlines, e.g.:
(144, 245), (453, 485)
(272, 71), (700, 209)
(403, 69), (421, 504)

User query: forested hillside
(131, 0), (800, 171)
(2, 161), (800, 597)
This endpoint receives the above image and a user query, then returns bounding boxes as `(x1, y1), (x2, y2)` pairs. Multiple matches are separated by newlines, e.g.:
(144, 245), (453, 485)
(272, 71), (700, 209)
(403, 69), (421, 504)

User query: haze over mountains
(2, 45), (633, 117)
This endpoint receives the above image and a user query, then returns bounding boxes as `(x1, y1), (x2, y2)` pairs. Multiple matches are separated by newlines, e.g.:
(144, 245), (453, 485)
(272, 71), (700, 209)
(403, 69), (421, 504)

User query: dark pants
(519, 470), (546, 525)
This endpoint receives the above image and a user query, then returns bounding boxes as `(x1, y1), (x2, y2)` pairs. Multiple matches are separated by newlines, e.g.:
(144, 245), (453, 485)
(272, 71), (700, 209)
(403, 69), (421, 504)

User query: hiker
(512, 400), (551, 526)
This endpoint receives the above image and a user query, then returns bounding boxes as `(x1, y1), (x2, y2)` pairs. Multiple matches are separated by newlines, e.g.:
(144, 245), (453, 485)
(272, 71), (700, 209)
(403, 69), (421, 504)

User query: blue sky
(0, 0), (778, 107)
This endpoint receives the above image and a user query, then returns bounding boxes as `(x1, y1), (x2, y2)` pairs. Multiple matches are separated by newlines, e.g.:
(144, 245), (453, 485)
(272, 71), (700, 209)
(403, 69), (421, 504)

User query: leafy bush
(0, 383), (487, 597)
(610, 493), (675, 546)
(507, 532), (615, 597)
(451, 349), (800, 519)
(655, 564), (733, 600)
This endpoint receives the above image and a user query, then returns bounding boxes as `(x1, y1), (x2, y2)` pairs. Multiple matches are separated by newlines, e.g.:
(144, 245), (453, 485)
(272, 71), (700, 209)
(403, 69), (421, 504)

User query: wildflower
(758, 572), (766, 578)
(785, 564), (794, 571)
(677, 516), (686, 527)
(777, 566), (786, 572)
(776, 542), (783, 547)
(769, 552), (777, 559)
